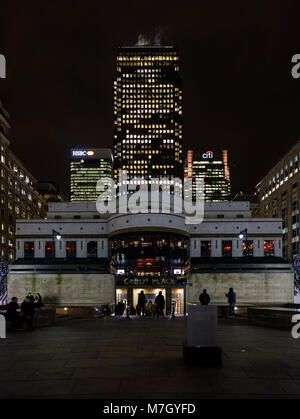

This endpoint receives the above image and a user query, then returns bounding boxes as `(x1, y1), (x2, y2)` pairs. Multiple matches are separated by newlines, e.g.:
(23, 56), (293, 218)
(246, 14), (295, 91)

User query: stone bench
(4, 308), (56, 331)
(247, 306), (296, 329)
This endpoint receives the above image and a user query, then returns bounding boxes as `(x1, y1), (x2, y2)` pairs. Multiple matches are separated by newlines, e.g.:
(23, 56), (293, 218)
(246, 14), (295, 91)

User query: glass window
(222, 240), (232, 257)
(24, 241), (34, 258)
(243, 240), (253, 256)
(45, 241), (55, 259)
(66, 241), (76, 258)
(264, 240), (274, 257)
(201, 241), (211, 257)
(87, 241), (97, 258)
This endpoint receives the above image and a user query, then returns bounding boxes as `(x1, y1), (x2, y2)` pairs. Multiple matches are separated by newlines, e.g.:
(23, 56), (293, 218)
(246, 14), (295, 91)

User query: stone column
(127, 287), (133, 308)
(166, 286), (172, 315)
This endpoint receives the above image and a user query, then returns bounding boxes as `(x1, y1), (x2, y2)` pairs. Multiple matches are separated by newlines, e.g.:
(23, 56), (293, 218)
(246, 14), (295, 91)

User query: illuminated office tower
(185, 149), (231, 201)
(70, 148), (113, 202)
(113, 45), (183, 190)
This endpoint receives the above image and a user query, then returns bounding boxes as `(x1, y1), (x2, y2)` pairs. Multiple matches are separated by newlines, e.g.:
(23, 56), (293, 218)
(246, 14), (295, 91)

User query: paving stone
(71, 378), (120, 395)
(1, 317), (300, 398)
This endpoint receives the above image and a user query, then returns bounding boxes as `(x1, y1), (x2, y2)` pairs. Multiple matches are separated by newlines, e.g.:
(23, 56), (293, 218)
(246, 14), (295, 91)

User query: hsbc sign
(72, 150), (95, 157)
(202, 150), (214, 159)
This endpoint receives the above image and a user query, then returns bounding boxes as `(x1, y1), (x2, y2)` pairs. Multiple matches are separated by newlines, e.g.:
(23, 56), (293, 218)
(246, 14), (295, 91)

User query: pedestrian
(199, 289), (210, 305)
(6, 297), (22, 330)
(155, 291), (165, 317)
(34, 293), (43, 308)
(116, 301), (123, 315)
(226, 288), (236, 316)
(117, 300), (125, 315)
(21, 296), (35, 329)
(27, 292), (35, 304)
(138, 290), (146, 316)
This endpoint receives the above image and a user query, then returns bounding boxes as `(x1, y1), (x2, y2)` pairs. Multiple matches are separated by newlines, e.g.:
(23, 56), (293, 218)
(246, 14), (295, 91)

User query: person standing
(226, 288), (236, 316)
(138, 290), (146, 316)
(155, 291), (165, 317)
(6, 297), (22, 330)
(34, 293), (43, 309)
(27, 292), (35, 304)
(199, 289), (210, 305)
(21, 296), (35, 329)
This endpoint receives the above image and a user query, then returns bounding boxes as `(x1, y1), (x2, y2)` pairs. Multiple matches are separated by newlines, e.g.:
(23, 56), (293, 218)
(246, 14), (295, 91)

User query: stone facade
(187, 272), (294, 305)
(8, 273), (115, 307)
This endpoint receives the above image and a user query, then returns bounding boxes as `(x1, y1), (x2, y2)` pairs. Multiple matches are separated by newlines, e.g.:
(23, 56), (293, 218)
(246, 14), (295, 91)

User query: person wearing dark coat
(199, 289), (210, 305)
(226, 288), (237, 316)
(21, 297), (35, 329)
(155, 291), (165, 317)
(137, 290), (146, 316)
(34, 293), (43, 308)
(27, 293), (35, 304)
(116, 300), (125, 316)
(6, 297), (22, 330)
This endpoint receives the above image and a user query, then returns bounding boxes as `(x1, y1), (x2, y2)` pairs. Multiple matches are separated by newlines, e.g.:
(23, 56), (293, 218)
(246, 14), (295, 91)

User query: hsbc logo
(202, 150), (214, 159)
(72, 150), (95, 157)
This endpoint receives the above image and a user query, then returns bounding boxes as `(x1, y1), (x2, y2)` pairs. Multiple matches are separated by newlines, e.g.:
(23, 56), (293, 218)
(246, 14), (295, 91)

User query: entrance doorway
(133, 288), (166, 315)
(171, 288), (184, 315)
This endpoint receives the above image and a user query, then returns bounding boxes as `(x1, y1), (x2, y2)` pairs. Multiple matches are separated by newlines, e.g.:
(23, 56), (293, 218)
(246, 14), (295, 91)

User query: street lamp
(239, 228), (248, 257)
(52, 229), (61, 259)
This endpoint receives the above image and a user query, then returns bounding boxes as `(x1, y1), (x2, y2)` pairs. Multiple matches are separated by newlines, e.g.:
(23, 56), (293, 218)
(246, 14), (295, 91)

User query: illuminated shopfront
(112, 231), (189, 315)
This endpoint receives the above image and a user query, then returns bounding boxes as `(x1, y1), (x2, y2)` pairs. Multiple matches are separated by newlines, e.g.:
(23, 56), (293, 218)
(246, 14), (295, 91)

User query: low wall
(7, 273), (115, 307)
(187, 272), (294, 305)
(247, 307), (295, 329)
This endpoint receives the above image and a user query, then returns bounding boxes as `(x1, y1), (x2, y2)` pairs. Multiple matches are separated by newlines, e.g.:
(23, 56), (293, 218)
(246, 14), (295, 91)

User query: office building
(185, 149), (231, 201)
(70, 148), (113, 202)
(34, 181), (63, 202)
(0, 101), (47, 261)
(256, 140), (300, 260)
(113, 45), (183, 189)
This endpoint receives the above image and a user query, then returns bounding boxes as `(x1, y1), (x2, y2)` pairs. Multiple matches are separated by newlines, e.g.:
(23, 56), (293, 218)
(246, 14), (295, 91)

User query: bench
(2, 307), (56, 331)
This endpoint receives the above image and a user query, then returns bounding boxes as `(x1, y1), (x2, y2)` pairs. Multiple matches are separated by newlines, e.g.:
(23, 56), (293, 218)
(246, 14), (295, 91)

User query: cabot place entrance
(116, 285), (185, 315)
(111, 231), (189, 316)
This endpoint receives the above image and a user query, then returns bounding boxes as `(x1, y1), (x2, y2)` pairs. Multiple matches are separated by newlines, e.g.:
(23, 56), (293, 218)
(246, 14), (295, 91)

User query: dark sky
(1, 0), (300, 197)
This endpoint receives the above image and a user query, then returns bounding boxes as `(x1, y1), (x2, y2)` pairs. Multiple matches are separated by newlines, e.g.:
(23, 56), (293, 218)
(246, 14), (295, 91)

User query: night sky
(1, 0), (300, 198)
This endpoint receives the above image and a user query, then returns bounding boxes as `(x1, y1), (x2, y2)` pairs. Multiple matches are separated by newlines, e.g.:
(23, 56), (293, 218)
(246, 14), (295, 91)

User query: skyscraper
(0, 100), (47, 261)
(70, 148), (113, 202)
(113, 45), (183, 190)
(185, 149), (231, 202)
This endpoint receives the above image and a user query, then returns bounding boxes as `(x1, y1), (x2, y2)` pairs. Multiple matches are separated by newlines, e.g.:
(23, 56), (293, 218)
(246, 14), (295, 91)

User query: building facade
(113, 46), (183, 189)
(8, 200), (293, 313)
(0, 101), (47, 261)
(184, 149), (231, 201)
(256, 141), (300, 260)
(70, 148), (113, 202)
(34, 181), (63, 203)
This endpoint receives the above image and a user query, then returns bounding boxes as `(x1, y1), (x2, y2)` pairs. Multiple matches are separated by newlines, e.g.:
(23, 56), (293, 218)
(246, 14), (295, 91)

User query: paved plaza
(0, 316), (300, 398)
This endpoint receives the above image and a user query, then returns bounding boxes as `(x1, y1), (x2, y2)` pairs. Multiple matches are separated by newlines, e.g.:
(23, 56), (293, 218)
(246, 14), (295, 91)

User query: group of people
(6, 292), (43, 330)
(116, 290), (165, 317)
(138, 290), (165, 317)
(199, 288), (237, 316)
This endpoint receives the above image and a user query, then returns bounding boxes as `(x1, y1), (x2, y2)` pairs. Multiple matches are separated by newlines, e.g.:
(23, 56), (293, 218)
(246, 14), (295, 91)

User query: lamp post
(239, 228), (248, 257)
(52, 229), (61, 259)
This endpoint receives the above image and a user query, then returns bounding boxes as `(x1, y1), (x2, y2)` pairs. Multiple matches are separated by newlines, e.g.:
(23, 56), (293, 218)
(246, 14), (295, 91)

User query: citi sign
(0, 54), (6, 79)
(202, 150), (214, 159)
(72, 150), (95, 157)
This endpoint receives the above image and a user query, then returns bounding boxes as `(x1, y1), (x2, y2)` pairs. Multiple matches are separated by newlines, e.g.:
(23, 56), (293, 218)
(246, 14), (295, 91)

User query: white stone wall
(187, 272), (294, 304)
(8, 273), (115, 306)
